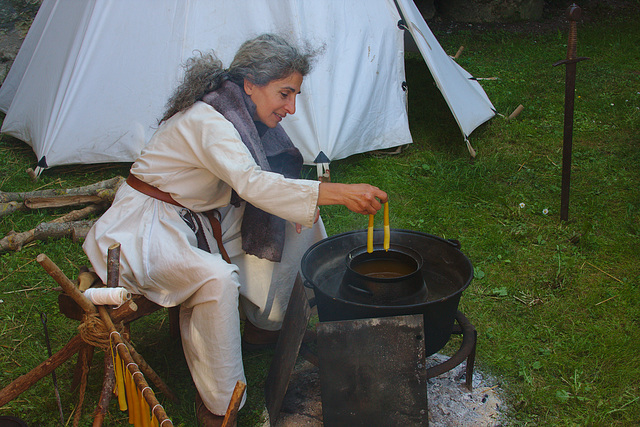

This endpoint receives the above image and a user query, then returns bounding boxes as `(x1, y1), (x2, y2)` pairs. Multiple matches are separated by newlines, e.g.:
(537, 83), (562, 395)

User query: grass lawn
(1, 3), (639, 426)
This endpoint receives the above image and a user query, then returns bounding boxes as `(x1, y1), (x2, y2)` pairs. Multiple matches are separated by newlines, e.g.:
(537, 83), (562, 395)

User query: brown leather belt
(126, 174), (231, 263)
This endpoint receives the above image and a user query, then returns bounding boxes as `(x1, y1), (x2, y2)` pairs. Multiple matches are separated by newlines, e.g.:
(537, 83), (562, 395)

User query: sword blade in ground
(552, 4), (589, 221)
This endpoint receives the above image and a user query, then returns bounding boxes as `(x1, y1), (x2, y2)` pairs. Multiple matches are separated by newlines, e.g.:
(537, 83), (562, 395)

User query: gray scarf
(201, 80), (303, 262)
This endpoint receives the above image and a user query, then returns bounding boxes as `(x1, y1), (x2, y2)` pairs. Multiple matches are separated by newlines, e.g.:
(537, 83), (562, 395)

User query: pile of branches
(0, 176), (124, 252)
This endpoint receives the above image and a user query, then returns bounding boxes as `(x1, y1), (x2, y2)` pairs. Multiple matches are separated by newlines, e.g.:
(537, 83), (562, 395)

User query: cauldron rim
(302, 228), (473, 308)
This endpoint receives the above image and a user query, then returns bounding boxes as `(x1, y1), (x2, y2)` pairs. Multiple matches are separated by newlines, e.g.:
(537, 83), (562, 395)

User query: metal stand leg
(426, 310), (477, 391)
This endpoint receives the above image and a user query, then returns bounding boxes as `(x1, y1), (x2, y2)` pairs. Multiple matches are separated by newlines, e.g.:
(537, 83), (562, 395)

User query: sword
(553, 3), (589, 221)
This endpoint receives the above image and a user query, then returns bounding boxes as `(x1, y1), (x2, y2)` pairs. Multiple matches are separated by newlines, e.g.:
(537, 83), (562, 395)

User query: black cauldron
(301, 229), (473, 356)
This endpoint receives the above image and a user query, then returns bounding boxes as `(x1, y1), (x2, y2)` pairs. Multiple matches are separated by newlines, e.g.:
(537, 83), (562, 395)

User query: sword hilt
(566, 4), (581, 60)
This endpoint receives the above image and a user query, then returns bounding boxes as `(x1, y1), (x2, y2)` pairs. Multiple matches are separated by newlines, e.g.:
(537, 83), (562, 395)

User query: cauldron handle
(447, 239), (462, 249)
(302, 280), (318, 308)
(344, 283), (374, 297)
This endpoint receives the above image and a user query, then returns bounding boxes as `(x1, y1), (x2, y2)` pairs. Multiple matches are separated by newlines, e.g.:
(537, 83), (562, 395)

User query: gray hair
(161, 34), (319, 123)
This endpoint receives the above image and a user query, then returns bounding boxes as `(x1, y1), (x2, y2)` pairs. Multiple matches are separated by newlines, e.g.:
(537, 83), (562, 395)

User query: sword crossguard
(553, 57), (590, 67)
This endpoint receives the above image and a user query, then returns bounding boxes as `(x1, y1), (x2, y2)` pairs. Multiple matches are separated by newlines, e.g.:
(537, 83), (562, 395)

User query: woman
(83, 34), (387, 424)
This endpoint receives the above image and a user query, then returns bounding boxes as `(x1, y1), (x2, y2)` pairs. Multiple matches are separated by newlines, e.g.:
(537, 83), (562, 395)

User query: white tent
(0, 0), (495, 175)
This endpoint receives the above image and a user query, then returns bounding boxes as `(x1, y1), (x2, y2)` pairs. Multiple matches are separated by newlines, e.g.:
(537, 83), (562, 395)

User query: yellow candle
(383, 202), (390, 251)
(367, 214), (374, 253)
(114, 350), (128, 411)
(125, 368), (135, 425)
(134, 375), (142, 426)
(141, 388), (151, 427)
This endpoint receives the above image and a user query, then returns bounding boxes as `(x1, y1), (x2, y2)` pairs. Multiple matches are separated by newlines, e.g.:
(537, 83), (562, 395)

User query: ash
(426, 353), (505, 427)
(268, 354), (506, 426)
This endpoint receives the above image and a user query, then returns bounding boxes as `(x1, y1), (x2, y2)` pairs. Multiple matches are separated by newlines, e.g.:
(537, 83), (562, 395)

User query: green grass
(2, 5), (640, 426)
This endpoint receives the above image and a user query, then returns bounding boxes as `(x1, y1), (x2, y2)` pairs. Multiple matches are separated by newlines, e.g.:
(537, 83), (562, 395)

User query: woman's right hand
(317, 182), (388, 215)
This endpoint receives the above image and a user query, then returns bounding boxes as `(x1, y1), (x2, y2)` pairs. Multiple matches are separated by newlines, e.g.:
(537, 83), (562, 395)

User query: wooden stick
(0, 176), (125, 203)
(2, 205), (105, 252)
(508, 104), (525, 120)
(73, 345), (92, 427)
(77, 271), (101, 292)
(94, 243), (121, 426)
(595, 295), (617, 306)
(107, 243), (121, 288)
(72, 344), (94, 390)
(222, 381), (246, 427)
(0, 220), (97, 253)
(50, 203), (106, 223)
(0, 201), (24, 217)
(453, 45), (465, 59)
(0, 334), (85, 407)
(34, 220), (96, 240)
(585, 261), (623, 283)
(37, 253), (98, 315)
(93, 351), (116, 427)
(24, 195), (105, 209)
(72, 221), (94, 242)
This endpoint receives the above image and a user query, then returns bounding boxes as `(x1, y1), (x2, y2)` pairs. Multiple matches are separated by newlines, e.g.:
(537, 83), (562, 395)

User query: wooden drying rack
(0, 244), (244, 427)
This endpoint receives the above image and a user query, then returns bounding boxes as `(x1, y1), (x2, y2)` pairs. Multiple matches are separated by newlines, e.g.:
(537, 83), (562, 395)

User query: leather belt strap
(126, 174), (231, 263)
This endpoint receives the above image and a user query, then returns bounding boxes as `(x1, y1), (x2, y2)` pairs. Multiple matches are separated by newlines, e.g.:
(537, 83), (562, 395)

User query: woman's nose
(284, 95), (296, 115)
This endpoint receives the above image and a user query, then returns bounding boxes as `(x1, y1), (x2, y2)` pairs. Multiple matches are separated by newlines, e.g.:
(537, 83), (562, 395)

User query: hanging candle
(125, 365), (136, 425)
(367, 214), (374, 253)
(111, 341), (128, 411)
(383, 202), (390, 251)
(150, 404), (160, 427)
(133, 373), (143, 426)
(140, 387), (152, 427)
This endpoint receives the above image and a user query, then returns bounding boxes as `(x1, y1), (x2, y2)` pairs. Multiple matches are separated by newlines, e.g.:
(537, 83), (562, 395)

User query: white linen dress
(83, 101), (325, 415)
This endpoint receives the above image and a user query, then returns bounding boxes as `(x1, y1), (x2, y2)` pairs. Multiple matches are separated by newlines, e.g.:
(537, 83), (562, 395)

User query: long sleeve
(131, 102), (319, 227)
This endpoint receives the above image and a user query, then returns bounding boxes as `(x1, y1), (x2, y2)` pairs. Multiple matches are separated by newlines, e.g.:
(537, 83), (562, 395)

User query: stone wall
(437, 0), (544, 23)
(0, 0), (41, 84)
(414, 0), (545, 22)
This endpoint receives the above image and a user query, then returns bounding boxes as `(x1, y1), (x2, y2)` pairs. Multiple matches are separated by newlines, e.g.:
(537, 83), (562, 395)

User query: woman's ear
(243, 78), (255, 95)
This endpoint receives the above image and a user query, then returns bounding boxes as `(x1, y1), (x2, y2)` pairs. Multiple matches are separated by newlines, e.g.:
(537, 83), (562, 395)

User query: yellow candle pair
(367, 202), (390, 253)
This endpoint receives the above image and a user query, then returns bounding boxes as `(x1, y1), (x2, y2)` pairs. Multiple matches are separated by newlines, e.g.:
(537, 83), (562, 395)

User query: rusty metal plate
(317, 314), (428, 426)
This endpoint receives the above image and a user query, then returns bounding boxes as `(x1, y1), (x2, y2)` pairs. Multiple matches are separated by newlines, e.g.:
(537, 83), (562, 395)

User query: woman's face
(244, 72), (303, 128)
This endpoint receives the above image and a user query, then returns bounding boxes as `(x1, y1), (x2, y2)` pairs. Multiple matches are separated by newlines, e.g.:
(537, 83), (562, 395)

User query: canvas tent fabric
(396, 0), (496, 155)
(0, 0), (495, 173)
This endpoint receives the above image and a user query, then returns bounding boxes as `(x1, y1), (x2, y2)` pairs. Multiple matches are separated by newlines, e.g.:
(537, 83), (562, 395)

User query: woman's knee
(185, 266), (241, 308)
